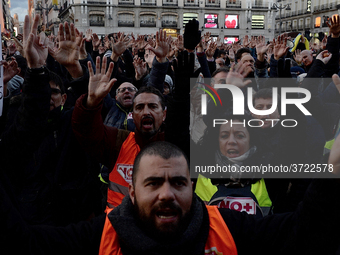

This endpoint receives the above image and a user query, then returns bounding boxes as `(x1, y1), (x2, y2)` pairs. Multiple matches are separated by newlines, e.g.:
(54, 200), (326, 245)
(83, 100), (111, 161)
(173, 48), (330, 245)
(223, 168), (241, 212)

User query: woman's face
(219, 120), (250, 158)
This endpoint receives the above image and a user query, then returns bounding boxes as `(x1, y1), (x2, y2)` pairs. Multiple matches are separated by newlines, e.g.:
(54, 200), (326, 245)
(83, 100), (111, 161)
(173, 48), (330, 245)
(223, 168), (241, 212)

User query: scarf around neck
(108, 195), (209, 255)
(215, 146), (257, 182)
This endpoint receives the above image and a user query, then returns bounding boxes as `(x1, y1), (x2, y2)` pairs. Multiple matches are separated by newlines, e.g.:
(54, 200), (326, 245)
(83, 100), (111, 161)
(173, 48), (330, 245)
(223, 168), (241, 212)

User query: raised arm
(72, 56), (119, 169)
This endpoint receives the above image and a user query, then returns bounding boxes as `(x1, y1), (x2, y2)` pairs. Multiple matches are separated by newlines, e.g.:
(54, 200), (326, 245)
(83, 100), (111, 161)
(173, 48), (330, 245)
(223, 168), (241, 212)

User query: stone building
(274, 0), (340, 42)
(45, 0), (278, 41)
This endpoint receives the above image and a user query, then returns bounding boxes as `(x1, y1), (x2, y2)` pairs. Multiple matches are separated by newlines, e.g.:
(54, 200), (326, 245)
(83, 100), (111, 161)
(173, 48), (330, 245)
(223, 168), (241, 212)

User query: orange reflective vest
(99, 206), (238, 255)
(107, 132), (140, 208)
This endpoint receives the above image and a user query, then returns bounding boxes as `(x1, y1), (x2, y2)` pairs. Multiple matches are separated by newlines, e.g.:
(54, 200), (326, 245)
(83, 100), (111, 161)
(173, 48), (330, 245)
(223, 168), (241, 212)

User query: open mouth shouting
(153, 202), (182, 228)
(122, 94), (133, 104)
(141, 116), (154, 131)
(156, 209), (179, 223)
(226, 149), (240, 158)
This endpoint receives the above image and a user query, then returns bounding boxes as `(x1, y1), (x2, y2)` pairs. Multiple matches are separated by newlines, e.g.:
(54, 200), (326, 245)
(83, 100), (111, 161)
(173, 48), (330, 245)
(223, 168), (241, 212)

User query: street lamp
(272, 2), (291, 35)
(35, 2), (60, 30)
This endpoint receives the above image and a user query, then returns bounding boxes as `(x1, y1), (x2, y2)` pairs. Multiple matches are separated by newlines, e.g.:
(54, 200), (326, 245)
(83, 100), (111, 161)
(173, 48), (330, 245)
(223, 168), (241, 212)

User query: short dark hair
(202, 108), (257, 148)
(132, 141), (189, 185)
(236, 48), (252, 61)
(217, 50), (226, 58)
(133, 86), (166, 110)
(212, 66), (229, 78)
(48, 71), (65, 94)
(211, 67), (229, 85)
(253, 88), (281, 112)
(13, 55), (27, 78)
(253, 88), (273, 101)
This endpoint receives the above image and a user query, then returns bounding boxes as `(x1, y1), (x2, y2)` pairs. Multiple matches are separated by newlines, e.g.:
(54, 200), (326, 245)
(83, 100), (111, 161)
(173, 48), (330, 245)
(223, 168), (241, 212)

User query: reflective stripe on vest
(99, 206), (238, 255)
(107, 132), (140, 208)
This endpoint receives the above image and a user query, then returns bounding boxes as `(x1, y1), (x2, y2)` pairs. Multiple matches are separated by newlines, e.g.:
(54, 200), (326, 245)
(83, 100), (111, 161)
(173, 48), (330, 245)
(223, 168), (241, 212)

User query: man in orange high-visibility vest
(73, 83), (168, 209)
(72, 30), (191, 209)
(2, 141), (340, 254)
(98, 141), (237, 255)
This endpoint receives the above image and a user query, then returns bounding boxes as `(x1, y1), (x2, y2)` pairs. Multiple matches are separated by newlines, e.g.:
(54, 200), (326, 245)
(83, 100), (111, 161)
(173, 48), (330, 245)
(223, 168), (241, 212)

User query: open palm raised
(87, 56), (117, 108)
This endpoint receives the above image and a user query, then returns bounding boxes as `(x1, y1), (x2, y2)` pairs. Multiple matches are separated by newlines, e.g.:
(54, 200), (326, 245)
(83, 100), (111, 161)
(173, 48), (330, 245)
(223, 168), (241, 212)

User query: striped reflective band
(109, 181), (129, 196)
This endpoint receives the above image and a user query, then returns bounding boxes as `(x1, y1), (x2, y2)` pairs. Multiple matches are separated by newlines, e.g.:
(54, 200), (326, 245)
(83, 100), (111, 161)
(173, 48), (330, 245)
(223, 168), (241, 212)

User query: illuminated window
(315, 17), (321, 28)
(251, 15), (264, 29)
(204, 14), (218, 28)
(224, 15), (238, 29)
(183, 13), (198, 28)
(224, 36), (239, 44)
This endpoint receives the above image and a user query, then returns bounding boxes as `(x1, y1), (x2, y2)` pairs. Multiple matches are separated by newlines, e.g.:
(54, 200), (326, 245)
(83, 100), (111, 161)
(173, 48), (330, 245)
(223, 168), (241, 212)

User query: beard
(140, 128), (157, 140)
(133, 196), (193, 242)
(138, 116), (157, 140)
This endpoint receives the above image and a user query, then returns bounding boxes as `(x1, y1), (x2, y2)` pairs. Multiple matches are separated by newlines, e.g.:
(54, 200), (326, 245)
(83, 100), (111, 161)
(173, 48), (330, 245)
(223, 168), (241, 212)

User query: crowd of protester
(1, 13), (340, 254)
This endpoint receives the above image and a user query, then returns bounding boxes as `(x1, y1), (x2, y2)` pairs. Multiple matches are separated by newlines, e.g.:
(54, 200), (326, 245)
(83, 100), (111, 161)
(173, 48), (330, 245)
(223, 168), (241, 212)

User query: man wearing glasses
(103, 82), (138, 131)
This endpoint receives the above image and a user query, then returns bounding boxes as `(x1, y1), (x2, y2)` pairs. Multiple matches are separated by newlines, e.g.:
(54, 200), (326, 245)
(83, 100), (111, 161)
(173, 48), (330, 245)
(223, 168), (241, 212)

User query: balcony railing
(58, 1), (69, 17)
(118, 0), (135, 5)
(87, 1), (106, 4)
(252, 3), (267, 9)
(118, 20), (134, 27)
(140, 21), (156, 27)
(226, 1), (241, 8)
(162, 20), (178, 27)
(298, 25), (304, 30)
(321, 4), (328, 10)
(184, 0), (199, 7)
(313, 2), (337, 11)
(162, 0), (178, 6)
(90, 20), (105, 26)
(141, 0), (156, 5)
(205, 0), (220, 7)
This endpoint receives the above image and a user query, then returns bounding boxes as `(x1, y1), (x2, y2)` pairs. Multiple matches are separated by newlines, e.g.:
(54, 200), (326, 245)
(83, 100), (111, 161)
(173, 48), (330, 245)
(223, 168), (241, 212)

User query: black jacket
(3, 68), (102, 226)
(0, 177), (339, 255)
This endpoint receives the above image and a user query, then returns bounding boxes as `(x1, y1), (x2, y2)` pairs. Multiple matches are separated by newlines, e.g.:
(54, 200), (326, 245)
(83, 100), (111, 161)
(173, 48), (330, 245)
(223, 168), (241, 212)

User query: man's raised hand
(145, 29), (171, 63)
(49, 22), (83, 78)
(111, 32), (131, 62)
(23, 15), (49, 68)
(87, 56), (116, 108)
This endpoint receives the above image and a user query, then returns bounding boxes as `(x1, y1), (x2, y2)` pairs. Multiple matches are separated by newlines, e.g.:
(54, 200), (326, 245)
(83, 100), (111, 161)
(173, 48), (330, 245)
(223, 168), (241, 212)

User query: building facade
(32, 0), (62, 35)
(1, 0), (14, 34)
(50, 0), (278, 41)
(274, 0), (340, 42)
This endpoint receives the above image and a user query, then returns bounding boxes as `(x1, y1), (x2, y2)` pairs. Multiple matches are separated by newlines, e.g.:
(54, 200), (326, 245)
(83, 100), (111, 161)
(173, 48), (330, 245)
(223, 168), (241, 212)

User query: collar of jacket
(108, 195), (209, 255)
(116, 101), (132, 114)
(47, 105), (63, 127)
(134, 128), (165, 149)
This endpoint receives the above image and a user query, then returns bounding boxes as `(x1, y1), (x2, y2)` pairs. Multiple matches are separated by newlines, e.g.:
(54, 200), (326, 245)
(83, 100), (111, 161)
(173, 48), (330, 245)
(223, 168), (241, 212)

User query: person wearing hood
(163, 74), (173, 96)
